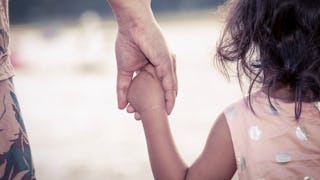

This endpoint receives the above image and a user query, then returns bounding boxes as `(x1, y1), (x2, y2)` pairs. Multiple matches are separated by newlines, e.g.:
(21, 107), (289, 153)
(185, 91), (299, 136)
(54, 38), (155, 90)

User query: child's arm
(186, 113), (237, 179)
(128, 65), (237, 179)
(141, 106), (187, 179)
(128, 65), (187, 179)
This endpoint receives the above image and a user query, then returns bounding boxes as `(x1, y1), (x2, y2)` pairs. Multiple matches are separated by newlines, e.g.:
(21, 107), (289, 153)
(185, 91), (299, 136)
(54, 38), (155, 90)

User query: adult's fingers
(172, 54), (178, 97)
(155, 56), (177, 115)
(117, 70), (133, 109)
(165, 88), (175, 115)
(143, 64), (157, 77)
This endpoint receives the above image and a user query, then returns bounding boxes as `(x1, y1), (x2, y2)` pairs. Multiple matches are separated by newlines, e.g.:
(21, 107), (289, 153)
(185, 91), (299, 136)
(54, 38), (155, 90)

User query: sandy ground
(10, 10), (242, 179)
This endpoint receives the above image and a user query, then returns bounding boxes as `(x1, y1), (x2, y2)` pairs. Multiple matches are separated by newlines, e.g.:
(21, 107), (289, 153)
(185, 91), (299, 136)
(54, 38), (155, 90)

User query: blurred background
(9, 0), (242, 179)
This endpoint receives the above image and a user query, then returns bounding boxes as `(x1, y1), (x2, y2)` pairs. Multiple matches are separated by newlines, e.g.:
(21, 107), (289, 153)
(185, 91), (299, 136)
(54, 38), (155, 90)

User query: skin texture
(127, 65), (237, 180)
(107, 0), (177, 118)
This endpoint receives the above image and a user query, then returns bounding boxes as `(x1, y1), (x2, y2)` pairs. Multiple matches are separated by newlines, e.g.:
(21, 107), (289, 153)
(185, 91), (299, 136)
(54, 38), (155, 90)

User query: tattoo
(0, 131), (34, 179)
(0, 28), (8, 63)
(0, 89), (35, 179)
(0, 29), (8, 54)
(10, 91), (26, 132)
(0, 95), (5, 121)
(8, 77), (12, 84)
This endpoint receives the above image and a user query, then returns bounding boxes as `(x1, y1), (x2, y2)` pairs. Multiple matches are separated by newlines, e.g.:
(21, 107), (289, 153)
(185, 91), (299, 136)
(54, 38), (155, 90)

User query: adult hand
(108, 0), (177, 116)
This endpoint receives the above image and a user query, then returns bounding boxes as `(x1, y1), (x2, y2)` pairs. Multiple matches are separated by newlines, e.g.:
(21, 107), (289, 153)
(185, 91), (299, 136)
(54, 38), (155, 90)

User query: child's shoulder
(223, 93), (251, 121)
(223, 91), (270, 122)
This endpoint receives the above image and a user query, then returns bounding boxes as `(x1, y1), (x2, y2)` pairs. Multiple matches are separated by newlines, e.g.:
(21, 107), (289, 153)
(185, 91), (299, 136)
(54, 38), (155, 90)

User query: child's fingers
(126, 104), (141, 120)
(134, 112), (141, 121)
(126, 104), (136, 113)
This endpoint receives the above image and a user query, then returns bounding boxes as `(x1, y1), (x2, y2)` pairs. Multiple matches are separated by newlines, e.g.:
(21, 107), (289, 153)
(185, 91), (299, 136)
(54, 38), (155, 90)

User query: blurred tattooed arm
(0, 0), (35, 178)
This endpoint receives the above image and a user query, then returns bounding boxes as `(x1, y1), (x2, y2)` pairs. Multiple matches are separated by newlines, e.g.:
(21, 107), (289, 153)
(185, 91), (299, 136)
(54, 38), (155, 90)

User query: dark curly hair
(216, 0), (320, 119)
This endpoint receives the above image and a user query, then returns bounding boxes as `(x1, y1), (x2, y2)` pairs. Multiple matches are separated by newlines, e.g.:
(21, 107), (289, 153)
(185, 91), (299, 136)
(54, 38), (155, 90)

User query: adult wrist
(109, 0), (155, 32)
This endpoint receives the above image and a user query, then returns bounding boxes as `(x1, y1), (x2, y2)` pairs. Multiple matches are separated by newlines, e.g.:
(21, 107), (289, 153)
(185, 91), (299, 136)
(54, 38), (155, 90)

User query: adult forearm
(141, 110), (188, 180)
(107, 0), (155, 31)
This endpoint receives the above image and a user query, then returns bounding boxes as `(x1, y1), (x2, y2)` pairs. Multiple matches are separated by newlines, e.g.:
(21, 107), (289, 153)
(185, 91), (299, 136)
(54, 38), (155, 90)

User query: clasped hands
(115, 18), (177, 120)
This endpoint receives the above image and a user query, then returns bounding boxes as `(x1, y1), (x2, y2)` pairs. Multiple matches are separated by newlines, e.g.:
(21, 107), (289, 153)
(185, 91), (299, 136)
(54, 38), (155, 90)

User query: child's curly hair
(216, 0), (320, 119)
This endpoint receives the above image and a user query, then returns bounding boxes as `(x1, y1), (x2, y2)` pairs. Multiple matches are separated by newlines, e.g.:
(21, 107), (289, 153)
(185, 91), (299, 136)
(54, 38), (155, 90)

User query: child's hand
(127, 64), (166, 119)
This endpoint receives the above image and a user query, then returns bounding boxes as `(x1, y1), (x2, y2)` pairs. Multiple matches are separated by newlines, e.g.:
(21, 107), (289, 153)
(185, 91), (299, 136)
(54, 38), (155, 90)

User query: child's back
(225, 91), (320, 179)
(217, 0), (320, 177)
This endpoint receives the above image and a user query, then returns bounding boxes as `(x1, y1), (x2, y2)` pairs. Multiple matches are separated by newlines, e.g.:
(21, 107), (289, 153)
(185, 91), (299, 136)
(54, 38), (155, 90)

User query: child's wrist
(140, 106), (167, 120)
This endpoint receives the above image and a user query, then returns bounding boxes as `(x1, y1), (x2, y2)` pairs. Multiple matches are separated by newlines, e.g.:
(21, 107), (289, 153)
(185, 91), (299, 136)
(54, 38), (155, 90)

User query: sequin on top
(224, 91), (320, 179)
(0, 0), (14, 81)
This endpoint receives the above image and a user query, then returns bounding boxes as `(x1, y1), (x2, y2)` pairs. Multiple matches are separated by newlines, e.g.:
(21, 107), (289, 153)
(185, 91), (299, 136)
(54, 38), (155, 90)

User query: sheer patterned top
(224, 91), (320, 179)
